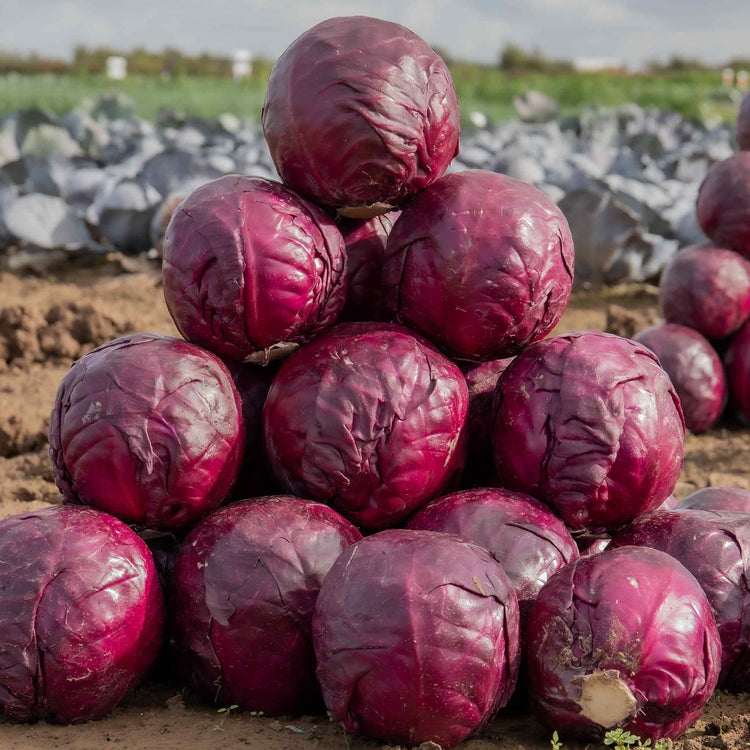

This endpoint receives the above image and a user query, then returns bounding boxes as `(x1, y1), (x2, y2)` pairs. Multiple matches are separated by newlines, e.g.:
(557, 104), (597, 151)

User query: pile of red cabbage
(3, 13), (740, 747)
(646, 99), (750, 432)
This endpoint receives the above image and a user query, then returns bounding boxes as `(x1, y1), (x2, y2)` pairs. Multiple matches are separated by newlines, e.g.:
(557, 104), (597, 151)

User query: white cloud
(528, 0), (631, 24)
(0, 0), (747, 66)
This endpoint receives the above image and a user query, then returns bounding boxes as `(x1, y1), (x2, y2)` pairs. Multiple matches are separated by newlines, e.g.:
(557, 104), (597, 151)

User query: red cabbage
(313, 529), (519, 749)
(337, 211), (400, 322)
(263, 322), (468, 530)
(382, 170), (574, 360)
(659, 244), (750, 340)
(527, 546), (720, 740)
(162, 175), (346, 363)
(407, 487), (578, 624)
(460, 358), (515, 486)
(172, 496), (361, 715)
(612, 509), (750, 691)
(679, 486), (750, 512)
(262, 16), (459, 215)
(49, 333), (245, 530)
(492, 331), (685, 530)
(0, 506), (164, 723)
(725, 318), (750, 421)
(738, 91), (750, 151)
(226, 361), (281, 498)
(696, 153), (750, 258)
(635, 323), (727, 433)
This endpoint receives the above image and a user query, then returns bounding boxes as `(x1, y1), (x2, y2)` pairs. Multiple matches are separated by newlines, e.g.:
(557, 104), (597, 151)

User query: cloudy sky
(1, 0), (748, 67)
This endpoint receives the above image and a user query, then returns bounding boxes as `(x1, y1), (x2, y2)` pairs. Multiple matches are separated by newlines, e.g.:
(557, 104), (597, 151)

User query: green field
(0, 66), (739, 124)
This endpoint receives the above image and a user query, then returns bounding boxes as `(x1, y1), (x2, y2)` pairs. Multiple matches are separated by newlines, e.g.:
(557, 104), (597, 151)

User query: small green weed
(604, 727), (668, 749)
(213, 703), (239, 731)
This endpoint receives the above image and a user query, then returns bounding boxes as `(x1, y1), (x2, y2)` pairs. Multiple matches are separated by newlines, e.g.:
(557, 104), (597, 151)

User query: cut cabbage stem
(338, 202), (396, 220)
(573, 670), (638, 728)
(244, 341), (300, 365)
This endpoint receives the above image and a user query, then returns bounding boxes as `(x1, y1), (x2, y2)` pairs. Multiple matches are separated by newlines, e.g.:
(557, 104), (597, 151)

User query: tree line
(0, 45), (747, 78)
(0, 47), (275, 80)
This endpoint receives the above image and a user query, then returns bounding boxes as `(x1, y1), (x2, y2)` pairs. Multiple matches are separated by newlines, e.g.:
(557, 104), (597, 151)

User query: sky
(1, 0), (748, 67)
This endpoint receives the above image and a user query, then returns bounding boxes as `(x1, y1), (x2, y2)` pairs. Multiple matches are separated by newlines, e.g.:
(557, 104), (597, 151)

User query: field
(0, 268), (748, 750)
(0, 67), (739, 124)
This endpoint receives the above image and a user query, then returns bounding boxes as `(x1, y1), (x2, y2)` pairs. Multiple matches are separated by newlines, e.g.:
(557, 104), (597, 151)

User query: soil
(0, 270), (748, 750)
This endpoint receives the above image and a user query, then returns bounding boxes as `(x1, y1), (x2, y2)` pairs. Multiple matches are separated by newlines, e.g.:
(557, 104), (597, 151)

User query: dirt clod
(604, 303), (660, 339)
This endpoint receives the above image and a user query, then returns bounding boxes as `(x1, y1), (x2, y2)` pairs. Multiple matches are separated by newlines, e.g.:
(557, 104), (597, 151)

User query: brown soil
(0, 270), (748, 750)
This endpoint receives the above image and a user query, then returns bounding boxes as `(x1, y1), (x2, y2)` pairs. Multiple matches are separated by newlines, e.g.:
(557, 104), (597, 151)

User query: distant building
(232, 50), (252, 81)
(573, 57), (628, 73)
(106, 56), (127, 80)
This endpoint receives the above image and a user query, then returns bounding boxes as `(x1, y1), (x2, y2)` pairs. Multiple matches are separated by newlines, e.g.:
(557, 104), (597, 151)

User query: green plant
(715, 713), (729, 737)
(326, 709), (350, 749)
(0, 67), (733, 124)
(213, 703), (239, 731)
(603, 727), (669, 749)
(550, 729), (564, 749)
